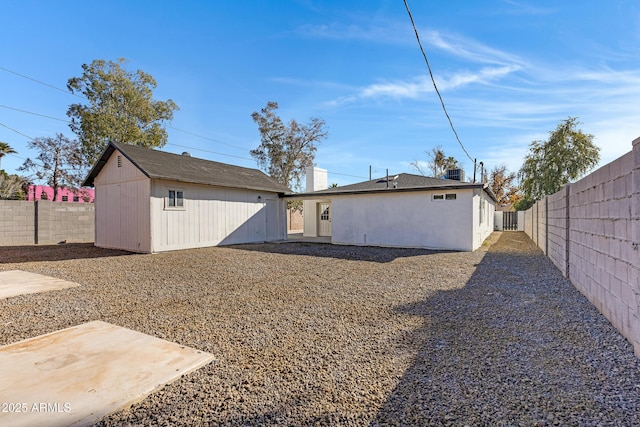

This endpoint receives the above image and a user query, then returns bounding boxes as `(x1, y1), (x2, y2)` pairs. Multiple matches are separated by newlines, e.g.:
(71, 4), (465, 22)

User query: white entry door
(318, 202), (332, 236)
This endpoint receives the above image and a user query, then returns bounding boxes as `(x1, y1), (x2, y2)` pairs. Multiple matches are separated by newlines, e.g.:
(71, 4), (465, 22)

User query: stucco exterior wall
(472, 189), (495, 250)
(303, 167), (328, 237)
(331, 189), (476, 251)
(150, 179), (286, 252)
(27, 185), (94, 203)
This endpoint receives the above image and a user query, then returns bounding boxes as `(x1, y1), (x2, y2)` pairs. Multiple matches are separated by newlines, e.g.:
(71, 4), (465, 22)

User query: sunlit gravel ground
(1, 232), (639, 426)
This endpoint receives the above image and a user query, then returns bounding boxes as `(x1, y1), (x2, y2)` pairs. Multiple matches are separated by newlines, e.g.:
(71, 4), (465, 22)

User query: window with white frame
(432, 193), (456, 201)
(166, 189), (185, 210)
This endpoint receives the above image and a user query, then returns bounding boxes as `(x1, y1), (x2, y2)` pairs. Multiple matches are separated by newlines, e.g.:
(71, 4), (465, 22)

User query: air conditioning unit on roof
(445, 169), (465, 182)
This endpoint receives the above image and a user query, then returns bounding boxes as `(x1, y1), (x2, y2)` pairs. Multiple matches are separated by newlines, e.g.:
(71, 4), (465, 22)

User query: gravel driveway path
(1, 232), (638, 426)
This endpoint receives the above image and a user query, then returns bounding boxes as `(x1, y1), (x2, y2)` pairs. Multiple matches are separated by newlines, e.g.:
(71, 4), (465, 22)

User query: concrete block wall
(287, 208), (304, 231)
(546, 186), (569, 276)
(523, 137), (640, 356)
(524, 205), (533, 237)
(0, 200), (36, 245)
(0, 200), (94, 246)
(569, 150), (636, 347)
(537, 197), (547, 255)
(37, 200), (94, 244)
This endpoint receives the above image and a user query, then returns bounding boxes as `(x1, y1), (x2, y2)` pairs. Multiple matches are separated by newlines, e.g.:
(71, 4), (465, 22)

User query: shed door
(318, 202), (332, 236)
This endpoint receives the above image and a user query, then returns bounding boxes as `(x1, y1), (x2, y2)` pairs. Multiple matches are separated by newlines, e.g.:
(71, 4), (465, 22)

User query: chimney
(305, 166), (328, 191)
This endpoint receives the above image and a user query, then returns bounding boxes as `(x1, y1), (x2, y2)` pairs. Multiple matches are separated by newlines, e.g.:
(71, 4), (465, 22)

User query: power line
(168, 126), (249, 151)
(0, 69), (370, 181)
(0, 121), (35, 141)
(0, 104), (71, 123)
(402, 0), (474, 164)
(165, 142), (254, 162)
(0, 66), (85, 99)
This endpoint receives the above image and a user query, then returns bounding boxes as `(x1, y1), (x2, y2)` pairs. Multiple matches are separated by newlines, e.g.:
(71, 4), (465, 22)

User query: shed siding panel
(150, 180), (285, 252)
(94, 152), (147, 185)
(94, 152), (150, 252)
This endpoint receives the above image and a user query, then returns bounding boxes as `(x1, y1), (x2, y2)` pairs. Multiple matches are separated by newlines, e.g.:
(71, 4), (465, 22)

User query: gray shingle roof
(285, 172), (497, 201)
(321, 173), (467, 192)
(83, 142), (289, 194)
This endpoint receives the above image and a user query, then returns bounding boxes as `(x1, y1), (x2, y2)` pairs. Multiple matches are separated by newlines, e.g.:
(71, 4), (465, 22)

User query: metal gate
(503, 211), (518, 230)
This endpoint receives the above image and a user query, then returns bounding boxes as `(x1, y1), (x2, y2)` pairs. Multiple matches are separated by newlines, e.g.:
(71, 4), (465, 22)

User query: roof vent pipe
(182, 152), (191, 157)
(386, 169), (389, 189)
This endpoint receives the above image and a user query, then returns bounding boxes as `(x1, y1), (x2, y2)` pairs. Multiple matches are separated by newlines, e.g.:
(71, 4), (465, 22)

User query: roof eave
(148, 175), (288, 194)
(282, 183), (485, 199)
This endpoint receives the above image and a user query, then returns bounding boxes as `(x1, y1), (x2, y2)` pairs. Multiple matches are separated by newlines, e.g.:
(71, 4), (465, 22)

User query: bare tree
(251, 101), (328, 191)
(19, 134), (85, 202)
(411, 146), (459, 178)
(488, 164), (521, 208)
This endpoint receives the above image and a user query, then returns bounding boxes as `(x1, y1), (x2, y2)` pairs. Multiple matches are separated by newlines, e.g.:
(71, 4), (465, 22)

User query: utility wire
(168, 126), (249, 151)
(0, 104), (70, 123)
(0, 66), (85, 99)
(403, 0), (474, 164)
(0, 66), (369, 180)
(0, 121), (35, 141)
(0, 106), (369, 180)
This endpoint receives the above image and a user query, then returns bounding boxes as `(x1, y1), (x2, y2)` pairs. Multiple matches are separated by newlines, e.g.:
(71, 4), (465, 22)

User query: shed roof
(82, 142), (289, 194)
(285, 172), (497, 202)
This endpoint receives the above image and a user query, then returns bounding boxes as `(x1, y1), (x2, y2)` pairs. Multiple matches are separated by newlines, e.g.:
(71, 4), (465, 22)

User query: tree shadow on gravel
(372, 232), (640, 426)
(228, 242), (451, 263)
(0, 243), (133, 263)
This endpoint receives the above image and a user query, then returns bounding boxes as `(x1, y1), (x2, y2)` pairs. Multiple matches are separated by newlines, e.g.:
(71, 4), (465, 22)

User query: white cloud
(499, 0), (556, 16)
(345, 65), (520, 102)
(423, 31), (527, 67)
(296, 20), (411, 45)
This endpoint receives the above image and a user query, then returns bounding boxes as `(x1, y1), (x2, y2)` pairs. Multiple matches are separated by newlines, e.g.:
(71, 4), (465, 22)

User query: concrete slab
(0, 270), (80, 299)
(0, 321), (216, 427)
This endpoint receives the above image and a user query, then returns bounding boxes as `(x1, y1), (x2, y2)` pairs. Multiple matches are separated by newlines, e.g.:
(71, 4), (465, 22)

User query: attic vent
(182, 152), (191, 157)
(117, 155), (122, 167)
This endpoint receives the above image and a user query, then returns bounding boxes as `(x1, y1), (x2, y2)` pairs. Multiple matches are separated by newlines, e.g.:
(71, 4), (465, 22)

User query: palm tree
(0, 142), (17, 170)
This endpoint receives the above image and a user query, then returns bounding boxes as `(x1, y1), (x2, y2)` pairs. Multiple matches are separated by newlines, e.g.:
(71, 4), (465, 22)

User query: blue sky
(1, 0), (639, 187)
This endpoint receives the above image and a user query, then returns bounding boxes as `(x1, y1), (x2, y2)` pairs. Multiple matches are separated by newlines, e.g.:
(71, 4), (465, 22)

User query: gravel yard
(1, 232), (639, 426)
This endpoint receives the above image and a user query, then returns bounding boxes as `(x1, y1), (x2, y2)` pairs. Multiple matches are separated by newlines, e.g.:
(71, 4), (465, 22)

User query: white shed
(83, 142), (288, 253)
(287, 167), (496, 251)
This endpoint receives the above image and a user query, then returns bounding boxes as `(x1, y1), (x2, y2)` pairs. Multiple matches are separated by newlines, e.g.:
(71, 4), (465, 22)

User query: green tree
(18, 134), (85, 202)
(488, 164), (521, 208)
(0, 141), (17, 171)
(411, 145), (459, 178)
(67, 58), (179, 166)
(518, 117), (600, 203)
(0, 171), (27, 200)
(251, 101), (328, 191)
